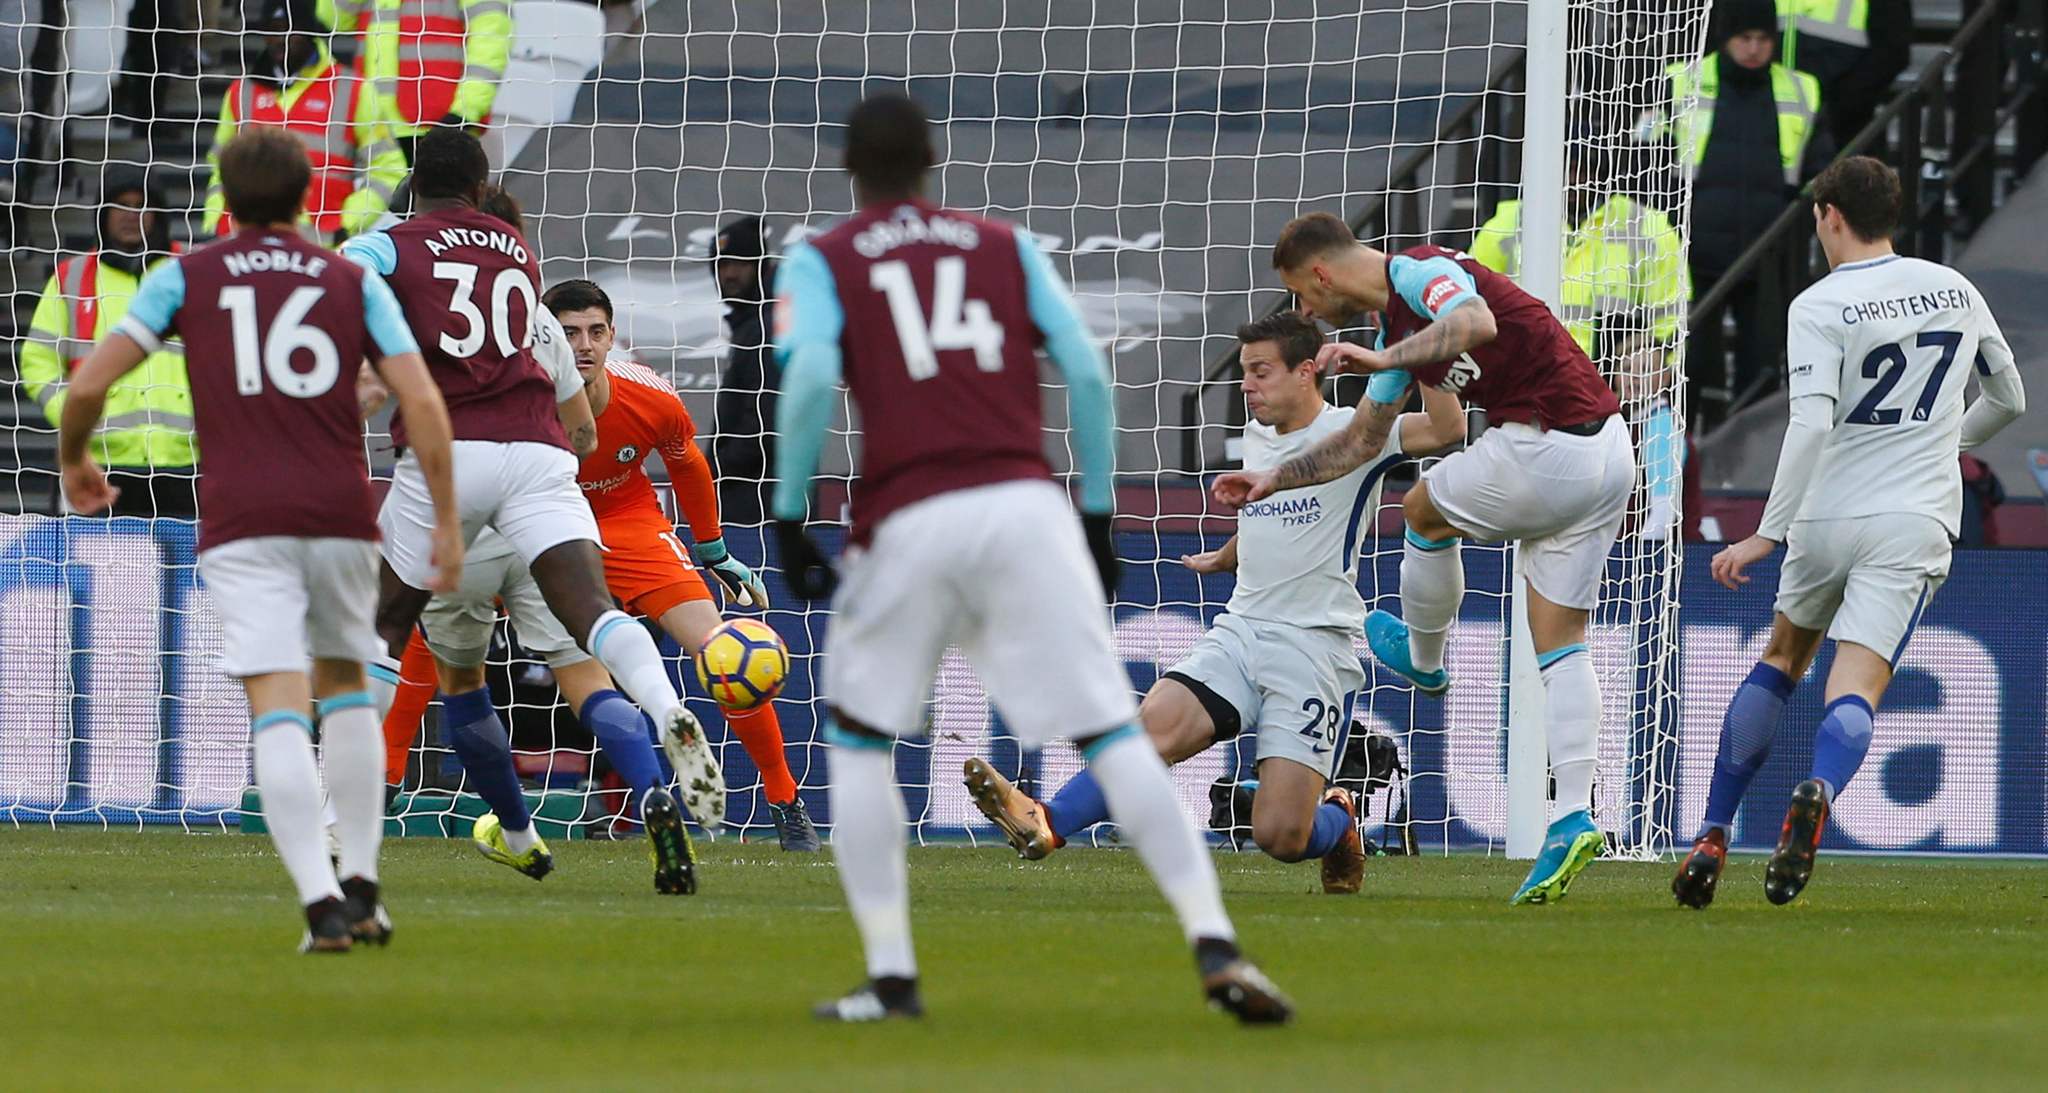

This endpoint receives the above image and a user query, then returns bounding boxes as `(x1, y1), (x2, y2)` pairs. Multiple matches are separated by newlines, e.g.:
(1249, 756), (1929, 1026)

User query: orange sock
(381, 630), (438, 784)
(723, 702), (798, 805)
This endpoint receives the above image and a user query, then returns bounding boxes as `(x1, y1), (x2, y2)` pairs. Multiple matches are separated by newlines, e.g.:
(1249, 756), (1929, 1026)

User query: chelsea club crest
(615, 445), (639, 463)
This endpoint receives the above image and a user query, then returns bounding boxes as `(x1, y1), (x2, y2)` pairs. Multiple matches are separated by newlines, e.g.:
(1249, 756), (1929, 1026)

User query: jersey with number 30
(118, 229), (418, 549)
(342, 206), (565, 451)
(1786, 255), (2017, 535)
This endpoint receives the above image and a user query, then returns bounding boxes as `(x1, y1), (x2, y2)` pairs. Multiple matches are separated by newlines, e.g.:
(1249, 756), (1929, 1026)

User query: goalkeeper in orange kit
(380, 280), (816, 851)
(544, 278), (816, 850)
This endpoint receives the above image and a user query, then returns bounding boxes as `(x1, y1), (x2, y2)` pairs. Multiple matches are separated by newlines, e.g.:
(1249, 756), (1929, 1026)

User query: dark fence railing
(1175, 50), (1527, 475)
(1690, 0), (2046, 434)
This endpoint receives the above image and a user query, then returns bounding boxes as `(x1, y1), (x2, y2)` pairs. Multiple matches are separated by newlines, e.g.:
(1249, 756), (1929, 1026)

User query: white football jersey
(1786, 255), (2017, 535)
(1230, 404), (1407, 633)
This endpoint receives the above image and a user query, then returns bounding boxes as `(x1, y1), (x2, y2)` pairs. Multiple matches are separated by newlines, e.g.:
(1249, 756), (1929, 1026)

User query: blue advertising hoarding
(3, 515), (2043, 855)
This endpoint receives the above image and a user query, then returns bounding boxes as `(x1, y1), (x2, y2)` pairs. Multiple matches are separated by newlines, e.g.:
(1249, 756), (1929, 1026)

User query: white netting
(1, 0), (1706, 855)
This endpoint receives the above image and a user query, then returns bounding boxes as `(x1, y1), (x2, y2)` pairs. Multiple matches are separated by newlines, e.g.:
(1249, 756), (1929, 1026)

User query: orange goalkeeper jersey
(578, 360), (722, 543)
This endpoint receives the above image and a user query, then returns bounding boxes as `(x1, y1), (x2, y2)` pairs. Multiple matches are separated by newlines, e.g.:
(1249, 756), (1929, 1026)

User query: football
(694, 618), (790, 710)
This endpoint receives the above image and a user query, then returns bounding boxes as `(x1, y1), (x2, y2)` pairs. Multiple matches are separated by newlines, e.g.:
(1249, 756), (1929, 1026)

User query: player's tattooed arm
(556, 388), (599, 457)
(1377, 298), (1498, 371)
(1271, 399), (1400, 491)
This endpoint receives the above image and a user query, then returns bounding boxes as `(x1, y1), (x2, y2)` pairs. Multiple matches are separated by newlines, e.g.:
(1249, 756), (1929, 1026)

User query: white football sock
(1089, 729), (1235, 943)
(1542, 646), (1601, 816)
(827, 743), (916, 979)
(586, 610), (682, 721)
(1400, 531), (1464, 673)
(252, 711), (341, 906)
(317, 695), (384, 884)
(502, 822), (540, 855)
(368, 652), (402, 722)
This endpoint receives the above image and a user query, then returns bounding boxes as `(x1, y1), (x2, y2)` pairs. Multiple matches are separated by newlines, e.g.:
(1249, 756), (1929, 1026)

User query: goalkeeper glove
(1082, 513), (1120, 601)
(774, 519), (838, 600)
(694, 536), (771, 609)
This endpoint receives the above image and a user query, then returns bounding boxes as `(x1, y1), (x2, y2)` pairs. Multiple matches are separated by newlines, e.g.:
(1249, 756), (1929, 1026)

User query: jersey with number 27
(117, 229), (419, 549)
(794, 199), (1049, 543)
(1786, 254), (2017, 535)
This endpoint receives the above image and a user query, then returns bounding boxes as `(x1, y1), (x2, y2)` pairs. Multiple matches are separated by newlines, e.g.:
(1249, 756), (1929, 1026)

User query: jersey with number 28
(1785, 254), (2017, 535)
(117, 229), (419, 549)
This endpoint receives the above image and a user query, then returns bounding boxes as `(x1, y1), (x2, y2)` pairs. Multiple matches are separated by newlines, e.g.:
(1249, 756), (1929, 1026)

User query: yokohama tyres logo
(1423, 275), (1463, 314)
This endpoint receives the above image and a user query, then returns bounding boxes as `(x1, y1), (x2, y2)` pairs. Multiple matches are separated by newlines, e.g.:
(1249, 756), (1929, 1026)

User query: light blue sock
(1810, 695), (1875, 801)
(443, 688), (532, 832)
(1043, 769), (1111, 841)
(579, 689), (662, 800)
(1700, 662), (1794, 837)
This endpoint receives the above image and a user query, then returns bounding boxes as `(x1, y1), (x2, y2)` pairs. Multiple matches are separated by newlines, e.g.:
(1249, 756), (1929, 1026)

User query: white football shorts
(200, 536), (380, 678)
(1422, 415), (1634, 610)
(823, 478), (1138, 746)
(1777, 512), (1950, 663)
(417, 529), (590, 670)
(1165, 612), (1363, 781)
(378, 439), (600, 591)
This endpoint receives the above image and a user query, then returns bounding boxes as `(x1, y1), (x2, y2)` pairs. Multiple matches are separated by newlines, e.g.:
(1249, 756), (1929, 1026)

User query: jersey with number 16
(1786, 254), (2018, 535)
(116, 229), (419, 550)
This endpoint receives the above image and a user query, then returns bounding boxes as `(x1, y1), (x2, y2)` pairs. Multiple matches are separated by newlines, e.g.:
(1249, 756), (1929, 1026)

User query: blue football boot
(1365, 610), (1450, 697)
(1510, 809), (1604, 905)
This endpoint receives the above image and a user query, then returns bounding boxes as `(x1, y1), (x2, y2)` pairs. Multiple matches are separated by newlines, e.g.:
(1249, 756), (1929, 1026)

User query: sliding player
(776, 92), (1289, 1023)
(1214, 212), (1634, 905)
(967, 312), (1465, 894)
(59, 129), (461, 950)
(1674, 157), (2027, 908)
(365, 184), (699, 892)
(340, 130), (722, 889)
(542, 279), (819, 852)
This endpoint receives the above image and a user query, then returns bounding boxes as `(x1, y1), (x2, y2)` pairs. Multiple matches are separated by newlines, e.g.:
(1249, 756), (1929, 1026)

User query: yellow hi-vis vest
(1779, 0), (1871, 71)
(323, 0), (514, 135)
(19, 254), (197, 470)
(1467, 196), (1690, 359)
(1664, 54), (1822, 186)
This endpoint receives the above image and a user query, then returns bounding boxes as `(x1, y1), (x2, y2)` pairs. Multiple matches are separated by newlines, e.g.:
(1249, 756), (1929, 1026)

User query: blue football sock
(1043, 769), (1111, 841)
(1294, 800), (1352, 862)
(580, 689), (663, 800)
(1700, 662), (1794, 838)
(443, 688), (532, 832)
(1810, 695), (1875, 801)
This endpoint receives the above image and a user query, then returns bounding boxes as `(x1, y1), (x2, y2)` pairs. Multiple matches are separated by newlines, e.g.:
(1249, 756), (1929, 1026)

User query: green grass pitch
(5, 830), (2045, 1090)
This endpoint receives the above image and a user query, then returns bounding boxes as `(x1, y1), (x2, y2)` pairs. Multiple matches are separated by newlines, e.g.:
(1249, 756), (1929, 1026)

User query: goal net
(2, 0), (1708, 858)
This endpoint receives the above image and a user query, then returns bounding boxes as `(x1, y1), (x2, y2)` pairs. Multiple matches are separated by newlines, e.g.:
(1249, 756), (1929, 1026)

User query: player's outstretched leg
(1084, 726), (1293, 1024)
(1673, 661), (1795, 908)
(963, 757), (1064, 859)
(531, 541), (728, 827)
(814, 719), (923, 1022)
(1511, 643), (1604, 905)
(1365, 527), (1464, 696)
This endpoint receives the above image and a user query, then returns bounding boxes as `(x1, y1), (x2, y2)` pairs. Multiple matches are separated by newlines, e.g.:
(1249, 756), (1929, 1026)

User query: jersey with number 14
(799, 199), (1048, 543)
(1786, 254), (2017, 535)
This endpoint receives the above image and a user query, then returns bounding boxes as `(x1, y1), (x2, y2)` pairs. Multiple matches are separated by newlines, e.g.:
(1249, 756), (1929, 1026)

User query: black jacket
(1784, 0), (1914, 143)
(710, 261), (780, 526)
(1686, 60), (1836, 278)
